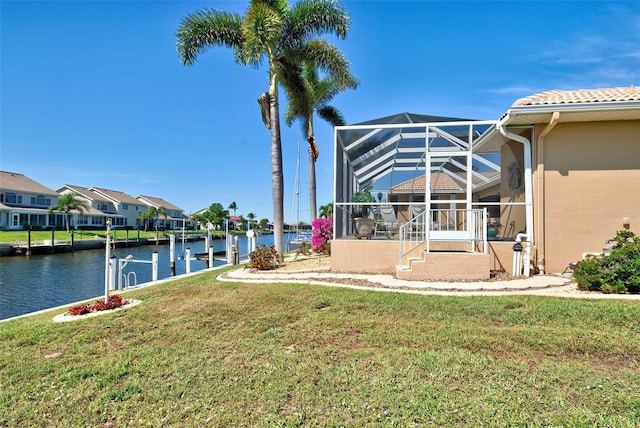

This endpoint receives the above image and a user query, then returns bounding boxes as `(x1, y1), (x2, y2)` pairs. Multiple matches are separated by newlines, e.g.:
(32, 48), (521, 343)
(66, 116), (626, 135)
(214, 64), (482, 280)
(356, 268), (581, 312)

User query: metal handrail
(398, 208), (488, 267)
(398, 210), (427, 265)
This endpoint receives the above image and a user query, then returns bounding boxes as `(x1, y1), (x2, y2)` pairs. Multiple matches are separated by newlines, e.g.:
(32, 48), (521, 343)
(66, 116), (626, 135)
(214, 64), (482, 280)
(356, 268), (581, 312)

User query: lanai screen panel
(335, 119), (499, 202)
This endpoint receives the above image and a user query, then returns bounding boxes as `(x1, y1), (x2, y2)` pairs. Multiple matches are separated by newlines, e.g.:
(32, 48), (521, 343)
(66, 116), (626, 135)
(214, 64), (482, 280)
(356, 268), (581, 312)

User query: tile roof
(0, 171), (58, 195)
(512, 86), (640, 107)
(391, 172), (500, 192)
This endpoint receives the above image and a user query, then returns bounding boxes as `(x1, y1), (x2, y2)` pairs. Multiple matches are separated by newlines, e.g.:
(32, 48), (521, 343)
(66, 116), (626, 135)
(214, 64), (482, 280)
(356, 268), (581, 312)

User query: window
(77, 215), (88, 225)
(92, 217), (103, 225)
(5, 193), (17, 204)
(122, 203), (128, 210)
(99, 203), (108, 211)
(30, 195), (51, 206)
(112, 217), (128, 226)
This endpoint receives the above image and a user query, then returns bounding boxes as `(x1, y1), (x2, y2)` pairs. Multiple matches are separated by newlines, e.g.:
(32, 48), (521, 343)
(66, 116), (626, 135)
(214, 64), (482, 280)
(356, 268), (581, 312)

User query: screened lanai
(335, 112), (509, 243)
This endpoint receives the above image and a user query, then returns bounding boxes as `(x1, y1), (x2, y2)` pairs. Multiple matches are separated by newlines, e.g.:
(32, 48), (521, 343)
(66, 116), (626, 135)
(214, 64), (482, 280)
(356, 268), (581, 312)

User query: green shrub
(30, 225), (44, 231)
(574, 230), (640, 293)
(247, 244), (280, 271)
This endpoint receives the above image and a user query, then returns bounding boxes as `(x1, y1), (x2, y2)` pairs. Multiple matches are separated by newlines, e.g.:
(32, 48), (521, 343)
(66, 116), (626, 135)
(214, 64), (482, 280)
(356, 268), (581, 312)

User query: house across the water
(331, 86), (640, 280)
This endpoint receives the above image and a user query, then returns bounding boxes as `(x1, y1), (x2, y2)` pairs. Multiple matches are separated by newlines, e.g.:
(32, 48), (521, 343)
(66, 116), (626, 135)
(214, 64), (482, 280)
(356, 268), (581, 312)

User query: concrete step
(396, 251), (490, 281)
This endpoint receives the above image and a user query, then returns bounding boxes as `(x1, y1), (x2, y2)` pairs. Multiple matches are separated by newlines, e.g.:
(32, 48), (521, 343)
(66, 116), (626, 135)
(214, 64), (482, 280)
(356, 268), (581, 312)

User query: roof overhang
(474, 99), (640, 153)
(503, 101), (640, 126)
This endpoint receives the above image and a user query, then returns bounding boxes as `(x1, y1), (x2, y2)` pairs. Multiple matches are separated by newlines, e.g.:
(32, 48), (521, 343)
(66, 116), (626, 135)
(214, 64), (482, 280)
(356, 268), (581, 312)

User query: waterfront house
(56, 184), (121, 228)
(137, 195), (190, 230)
(58, 185), (147, 228)
(0, 171), (59, 230)
(89, 187), (148, 228)
(331, 86), (640, 280)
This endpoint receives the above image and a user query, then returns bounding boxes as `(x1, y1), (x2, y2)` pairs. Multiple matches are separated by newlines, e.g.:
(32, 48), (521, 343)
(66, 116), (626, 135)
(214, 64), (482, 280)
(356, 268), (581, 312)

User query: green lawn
(1, 268), (639, 426)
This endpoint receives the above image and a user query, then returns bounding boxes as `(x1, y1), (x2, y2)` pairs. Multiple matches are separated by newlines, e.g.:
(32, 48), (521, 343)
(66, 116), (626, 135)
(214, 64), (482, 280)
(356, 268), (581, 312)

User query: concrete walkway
(220, 268), (640, 300)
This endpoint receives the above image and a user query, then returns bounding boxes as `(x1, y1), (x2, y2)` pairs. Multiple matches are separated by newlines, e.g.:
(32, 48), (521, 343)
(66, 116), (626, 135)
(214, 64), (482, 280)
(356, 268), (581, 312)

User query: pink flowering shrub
(312, 217), (333, 254)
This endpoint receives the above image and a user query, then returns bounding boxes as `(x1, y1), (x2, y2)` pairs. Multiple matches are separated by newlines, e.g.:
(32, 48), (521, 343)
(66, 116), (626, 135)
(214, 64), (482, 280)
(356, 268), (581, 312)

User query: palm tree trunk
(307, 118), (317, 221)
(308, 145), (317, 221)
(269, 78), (284, 258)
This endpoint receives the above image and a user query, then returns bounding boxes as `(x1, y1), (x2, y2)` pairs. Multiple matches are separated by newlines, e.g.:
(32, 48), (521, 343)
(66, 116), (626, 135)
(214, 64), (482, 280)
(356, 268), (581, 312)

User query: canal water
(0, 233), (289, 320)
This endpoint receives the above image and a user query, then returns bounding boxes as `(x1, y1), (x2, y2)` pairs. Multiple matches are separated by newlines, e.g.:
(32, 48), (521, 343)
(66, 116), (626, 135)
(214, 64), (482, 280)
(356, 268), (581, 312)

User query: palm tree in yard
(284, 62), (357, 219)
(247, 212), (256, 229)
(147, 206), (167, 242)
(176, 0), (353, 257)
(228, 201), (238, 217)
(49, 193), (90, 233)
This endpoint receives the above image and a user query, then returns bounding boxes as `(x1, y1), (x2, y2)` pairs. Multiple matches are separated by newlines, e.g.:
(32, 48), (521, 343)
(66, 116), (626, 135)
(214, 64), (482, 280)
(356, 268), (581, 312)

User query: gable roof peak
(352, 112), (474, 126)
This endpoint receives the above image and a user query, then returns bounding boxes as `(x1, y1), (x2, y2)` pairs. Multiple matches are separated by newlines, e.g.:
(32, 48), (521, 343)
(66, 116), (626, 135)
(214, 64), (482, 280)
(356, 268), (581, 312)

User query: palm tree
(284, 62), (357, 220)
(176, 0), (353, 257)
(147, 206), (167, 242)
(228, 201), (238, 217)
(139, 210), (151, 231)
(247, 212), (256, 229)
(318, 202), (333, 218)
(49, 193), (90, 233)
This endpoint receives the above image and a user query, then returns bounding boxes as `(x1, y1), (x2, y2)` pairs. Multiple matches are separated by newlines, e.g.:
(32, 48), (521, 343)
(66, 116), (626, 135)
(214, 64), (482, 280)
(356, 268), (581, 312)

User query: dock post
(70, 229), (74, 252)
(50, 229), (55, 254)
(152, 251), (159, 281)
(186, 248), (191, 273)
(125, 229), (129, 247)
(232, 236), (239, 265)
(104, 220), (112, 303)
(208, 246), (214, 268)
(26, 229), (31, 256)
(170, 234), (176, 276)
(109, 256), (117, 292)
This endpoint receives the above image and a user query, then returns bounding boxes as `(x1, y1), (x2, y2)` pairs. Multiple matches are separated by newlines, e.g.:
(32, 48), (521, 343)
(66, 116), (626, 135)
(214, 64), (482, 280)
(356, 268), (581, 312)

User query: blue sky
(2, 1), (638, 223)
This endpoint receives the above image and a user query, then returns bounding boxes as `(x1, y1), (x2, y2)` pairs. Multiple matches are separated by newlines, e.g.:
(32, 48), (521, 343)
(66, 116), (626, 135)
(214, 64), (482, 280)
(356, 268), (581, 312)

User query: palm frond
(242, 2), (283, 66)
(317, 105), (346, 126)
(284, 0), (351, 48)
(313, 77), (342, 107)
(176, 9), (244, 66)
(252, 0), (290, 18)
(294, 40), (359, 90)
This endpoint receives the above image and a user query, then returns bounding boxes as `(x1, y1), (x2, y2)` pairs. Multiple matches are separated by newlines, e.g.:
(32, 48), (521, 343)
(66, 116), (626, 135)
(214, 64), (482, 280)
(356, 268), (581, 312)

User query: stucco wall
(331, 239), (398, 275)
(331, 239), (514, 280)
(538, 120), (640, 272)
(500, 141), (527, 240)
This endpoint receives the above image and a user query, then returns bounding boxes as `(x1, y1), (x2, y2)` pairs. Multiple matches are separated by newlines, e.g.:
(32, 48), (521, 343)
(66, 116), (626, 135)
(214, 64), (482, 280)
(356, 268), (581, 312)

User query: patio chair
(376, 205), (399, 238)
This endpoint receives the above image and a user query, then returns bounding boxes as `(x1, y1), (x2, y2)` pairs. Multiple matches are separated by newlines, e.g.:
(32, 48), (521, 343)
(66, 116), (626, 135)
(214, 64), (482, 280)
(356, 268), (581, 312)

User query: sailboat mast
(295, 141), (301, 237)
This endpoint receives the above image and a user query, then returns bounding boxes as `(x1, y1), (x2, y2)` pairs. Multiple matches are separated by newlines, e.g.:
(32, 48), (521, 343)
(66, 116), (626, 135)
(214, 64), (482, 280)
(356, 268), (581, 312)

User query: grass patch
(1, 269), (639, 426)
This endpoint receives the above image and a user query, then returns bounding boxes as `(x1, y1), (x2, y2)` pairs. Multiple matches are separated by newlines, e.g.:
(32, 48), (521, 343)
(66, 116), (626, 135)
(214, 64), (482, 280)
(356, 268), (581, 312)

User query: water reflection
(0, 233), (284, 320)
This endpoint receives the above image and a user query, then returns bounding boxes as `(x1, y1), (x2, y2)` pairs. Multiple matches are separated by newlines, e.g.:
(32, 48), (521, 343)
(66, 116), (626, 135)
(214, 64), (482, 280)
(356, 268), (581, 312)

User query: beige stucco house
(331, 86), (640, 280)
